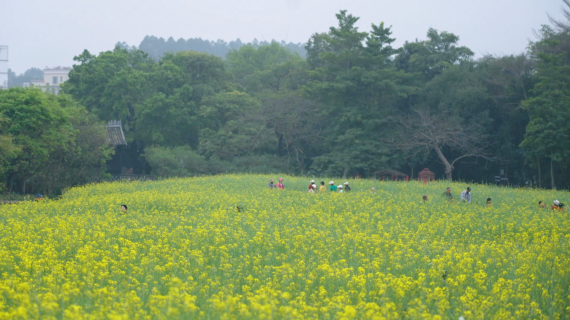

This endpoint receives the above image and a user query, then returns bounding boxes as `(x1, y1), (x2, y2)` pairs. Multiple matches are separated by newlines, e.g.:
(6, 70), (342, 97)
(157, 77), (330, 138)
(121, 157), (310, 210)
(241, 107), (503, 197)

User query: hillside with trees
(2, 4), (570, 195)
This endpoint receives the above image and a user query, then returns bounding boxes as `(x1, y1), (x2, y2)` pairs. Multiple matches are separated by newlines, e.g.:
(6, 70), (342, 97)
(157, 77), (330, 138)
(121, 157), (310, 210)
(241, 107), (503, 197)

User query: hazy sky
(0, 0), (565, 73)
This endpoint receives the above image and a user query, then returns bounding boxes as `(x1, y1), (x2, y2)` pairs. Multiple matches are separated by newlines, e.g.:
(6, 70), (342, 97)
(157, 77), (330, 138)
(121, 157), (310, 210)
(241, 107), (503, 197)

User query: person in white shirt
(460, 187), (472, 203)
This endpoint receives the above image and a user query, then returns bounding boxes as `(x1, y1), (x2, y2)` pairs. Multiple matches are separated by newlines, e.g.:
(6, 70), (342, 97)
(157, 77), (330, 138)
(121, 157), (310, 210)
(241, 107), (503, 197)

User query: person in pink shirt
(277, 178), (285, 190)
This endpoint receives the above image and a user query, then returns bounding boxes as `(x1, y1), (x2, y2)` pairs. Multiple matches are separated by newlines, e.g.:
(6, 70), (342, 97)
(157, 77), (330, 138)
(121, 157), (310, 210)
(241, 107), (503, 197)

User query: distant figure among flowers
(120, 204), (128, 214)
(460, 187), (472, 204)
(329, 181), (337, 192)
(486, 198), (492, 207)
(277, 178), (284, 190)
(308, 183), (317, 193)
(443, 188), (454, 201)
(552, 200), (565, 211)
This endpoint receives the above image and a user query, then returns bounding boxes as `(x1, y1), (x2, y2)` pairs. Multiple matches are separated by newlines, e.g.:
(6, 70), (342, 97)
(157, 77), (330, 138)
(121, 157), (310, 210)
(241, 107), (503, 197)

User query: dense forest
(126, 36), (307, 60)
(1, 6), (570, 195)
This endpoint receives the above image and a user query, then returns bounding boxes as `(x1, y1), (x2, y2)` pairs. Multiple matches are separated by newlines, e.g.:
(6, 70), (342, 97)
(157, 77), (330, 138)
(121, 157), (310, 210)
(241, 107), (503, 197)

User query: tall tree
(390, 109), (492, 180)
(305, 11), (414, 177)
(520, 26), (570, 189)
(0, 88), (73, 193)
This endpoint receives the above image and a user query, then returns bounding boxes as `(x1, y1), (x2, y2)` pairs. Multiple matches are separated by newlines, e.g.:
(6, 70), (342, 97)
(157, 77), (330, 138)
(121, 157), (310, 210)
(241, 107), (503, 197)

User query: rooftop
(106, 120), (127, 146)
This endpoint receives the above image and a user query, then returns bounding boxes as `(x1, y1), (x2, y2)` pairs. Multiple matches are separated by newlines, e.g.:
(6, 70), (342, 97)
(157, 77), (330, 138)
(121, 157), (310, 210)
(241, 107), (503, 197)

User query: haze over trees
(2, 3), (570, 195)
(117, 36), (307, 61)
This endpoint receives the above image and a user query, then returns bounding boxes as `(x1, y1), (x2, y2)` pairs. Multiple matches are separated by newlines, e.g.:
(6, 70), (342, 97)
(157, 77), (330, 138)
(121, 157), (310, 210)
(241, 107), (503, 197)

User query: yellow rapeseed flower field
(0, 174), (569, 319)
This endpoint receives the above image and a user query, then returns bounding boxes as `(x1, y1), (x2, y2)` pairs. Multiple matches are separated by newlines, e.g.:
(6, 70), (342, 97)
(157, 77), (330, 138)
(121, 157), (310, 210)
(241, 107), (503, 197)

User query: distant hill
(116, 36), (306, 60)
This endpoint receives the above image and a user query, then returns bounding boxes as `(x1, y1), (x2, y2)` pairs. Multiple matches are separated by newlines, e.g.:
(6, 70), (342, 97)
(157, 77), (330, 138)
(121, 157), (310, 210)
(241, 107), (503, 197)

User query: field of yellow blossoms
(0, 174), (569, 319)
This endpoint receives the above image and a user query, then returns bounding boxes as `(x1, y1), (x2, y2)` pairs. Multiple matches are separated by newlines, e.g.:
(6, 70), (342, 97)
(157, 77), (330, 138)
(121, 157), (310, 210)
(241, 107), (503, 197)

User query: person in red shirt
(277, 178), (284, 190)
(308, 180), (315, 191)
(552, 200), (565, 211)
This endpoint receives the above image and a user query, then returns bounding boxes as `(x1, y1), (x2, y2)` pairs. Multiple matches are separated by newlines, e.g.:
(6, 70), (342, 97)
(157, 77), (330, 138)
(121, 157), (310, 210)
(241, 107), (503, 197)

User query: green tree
(521, 26), (570, 189)
(31, 95), (114, 195)
(304, 11), (414, 177)
(0, 88), (73, 193)
(226, 42), (306, 93)
(395, 28), (474, 81)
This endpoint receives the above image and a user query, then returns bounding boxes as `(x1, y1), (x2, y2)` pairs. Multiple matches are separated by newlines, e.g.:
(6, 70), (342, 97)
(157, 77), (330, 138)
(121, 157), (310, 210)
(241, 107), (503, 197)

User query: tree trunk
(342, 168), (348, 179)
(550, 158), (556, 190)
(434, 145), (453, 181)
(536, 155), (542, 188)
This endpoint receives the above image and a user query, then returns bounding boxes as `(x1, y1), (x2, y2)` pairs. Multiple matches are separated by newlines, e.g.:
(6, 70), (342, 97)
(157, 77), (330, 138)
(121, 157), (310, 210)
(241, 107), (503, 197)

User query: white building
(0, 46), (8, 89)
(24, 66), (71, 94)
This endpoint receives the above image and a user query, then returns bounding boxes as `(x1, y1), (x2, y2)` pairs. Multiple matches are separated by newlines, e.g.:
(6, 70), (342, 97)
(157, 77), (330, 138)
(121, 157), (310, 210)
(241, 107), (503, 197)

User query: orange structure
(418, 168), (435, 182)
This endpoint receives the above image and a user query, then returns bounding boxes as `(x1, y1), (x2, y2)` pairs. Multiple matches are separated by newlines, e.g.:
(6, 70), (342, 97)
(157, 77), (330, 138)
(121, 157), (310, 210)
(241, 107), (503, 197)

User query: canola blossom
(0, 174), (569, 319)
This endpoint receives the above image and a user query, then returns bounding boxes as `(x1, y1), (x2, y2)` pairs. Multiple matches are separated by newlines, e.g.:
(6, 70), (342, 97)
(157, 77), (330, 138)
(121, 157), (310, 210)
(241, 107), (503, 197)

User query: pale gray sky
(0, 0), (564, 73)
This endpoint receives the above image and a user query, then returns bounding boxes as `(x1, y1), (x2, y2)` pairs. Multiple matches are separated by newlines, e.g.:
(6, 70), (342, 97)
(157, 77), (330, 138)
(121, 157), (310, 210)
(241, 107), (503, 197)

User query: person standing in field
(423, 195), (428, 202)
(36, 194), (43, 202)
(460, 187), (472, 204)
(343, 182), (351, 192)
(486, 198), (492, 207)
(268, 179), (275, 189)
(277, 178), (284, 190)
(329, 181), (337, 192)
(308, 183), (317, 193)
(319, 181), (327, 192)
(443, 187), (454, 201)
(308, 180), (315, 192)
(538, 201), (547, 209)
(552, 200), (565, 211)
(337, 185), (343, 193)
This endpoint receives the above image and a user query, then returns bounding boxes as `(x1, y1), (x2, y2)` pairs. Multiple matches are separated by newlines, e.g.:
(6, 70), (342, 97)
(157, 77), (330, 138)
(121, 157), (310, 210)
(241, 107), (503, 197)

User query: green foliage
(304, 11), (415, 176)
(136, 36), (307, 61)
(521, 34), (570, 168)
(226, 42), (306, 93)
(7, 68), (44, 88)
(0, 88), (112, 194)
(144, 146), (209, 177)
(395, 28), (474, 80)
(32, 8), (570, 189)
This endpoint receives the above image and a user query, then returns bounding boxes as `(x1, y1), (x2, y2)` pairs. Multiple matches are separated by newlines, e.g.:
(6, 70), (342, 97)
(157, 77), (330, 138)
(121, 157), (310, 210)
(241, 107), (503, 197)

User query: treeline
(117, 36), (307, 61)
(7, 68), (43, 87)
(2, 7), (569, 195)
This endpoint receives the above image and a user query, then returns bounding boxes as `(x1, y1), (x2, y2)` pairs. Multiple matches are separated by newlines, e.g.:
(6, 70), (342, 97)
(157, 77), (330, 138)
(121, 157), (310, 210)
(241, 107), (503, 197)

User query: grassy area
(0, 174), (568, 319)
(0, 193), (35, 201)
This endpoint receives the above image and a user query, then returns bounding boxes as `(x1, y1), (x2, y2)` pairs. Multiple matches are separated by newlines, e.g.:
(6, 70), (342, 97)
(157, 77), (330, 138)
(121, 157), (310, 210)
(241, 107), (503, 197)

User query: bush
(144, 146), (209, 177)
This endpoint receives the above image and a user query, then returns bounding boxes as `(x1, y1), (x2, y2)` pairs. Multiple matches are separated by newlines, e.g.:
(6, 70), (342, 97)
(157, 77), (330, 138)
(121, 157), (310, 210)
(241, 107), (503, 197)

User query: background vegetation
(2, 4), (570, 195)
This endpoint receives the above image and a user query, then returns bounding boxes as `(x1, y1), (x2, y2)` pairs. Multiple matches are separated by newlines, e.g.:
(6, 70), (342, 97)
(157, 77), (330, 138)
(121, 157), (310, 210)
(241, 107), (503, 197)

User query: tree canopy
(4, 3), (570, 194)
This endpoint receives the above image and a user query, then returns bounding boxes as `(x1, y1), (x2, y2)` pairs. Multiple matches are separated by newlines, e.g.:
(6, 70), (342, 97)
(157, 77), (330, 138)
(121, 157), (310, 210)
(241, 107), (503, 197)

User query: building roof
(106, 120), (127, 146)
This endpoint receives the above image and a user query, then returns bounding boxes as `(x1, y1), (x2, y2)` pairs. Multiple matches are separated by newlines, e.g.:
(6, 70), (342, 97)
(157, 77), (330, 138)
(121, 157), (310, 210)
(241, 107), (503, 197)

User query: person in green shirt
(329, 181), (337, 192)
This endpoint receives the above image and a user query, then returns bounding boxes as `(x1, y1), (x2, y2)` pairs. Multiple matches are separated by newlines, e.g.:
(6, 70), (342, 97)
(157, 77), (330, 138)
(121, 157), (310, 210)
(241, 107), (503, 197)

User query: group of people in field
(269, 179), (568, 210)
(440, 186), (567, 210)
(438, 186), (492, 206)
(540, 200), (566, 211)
(267, 179), (352, 193)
